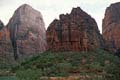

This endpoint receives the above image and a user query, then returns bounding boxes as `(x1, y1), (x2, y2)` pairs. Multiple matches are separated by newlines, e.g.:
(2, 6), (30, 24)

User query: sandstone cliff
(0, 20), (14, 65)
(102, 2), (120, 52)
(0, 21), (12, 55)
(7, 4), (46, 59)
(47, 7), (104, 52)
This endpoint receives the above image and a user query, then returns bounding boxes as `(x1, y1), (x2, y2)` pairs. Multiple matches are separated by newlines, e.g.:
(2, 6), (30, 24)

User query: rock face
(47, 7), (104, 52)
(0, 20), (14, 62)
(0, 21), (11, 54)
(0, 21), (7, 54)
(102, 2), (120, 52)
(7, 4), (46, 59)
(0, 27), (12, 54)
(0, 20), (4, 30)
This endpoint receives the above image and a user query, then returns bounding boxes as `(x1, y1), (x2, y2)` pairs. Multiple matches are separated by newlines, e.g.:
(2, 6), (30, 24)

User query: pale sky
(0, 0), (120, 32)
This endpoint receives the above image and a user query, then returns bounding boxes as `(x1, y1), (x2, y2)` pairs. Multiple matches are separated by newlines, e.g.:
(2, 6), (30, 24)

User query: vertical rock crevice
(47, 7), (104, 52)
(7, 4), (46, 60)
(102, 2), (120, 52)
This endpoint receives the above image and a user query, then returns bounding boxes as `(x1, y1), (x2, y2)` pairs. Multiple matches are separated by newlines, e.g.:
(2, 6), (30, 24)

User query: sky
(0, 0), (120, 33)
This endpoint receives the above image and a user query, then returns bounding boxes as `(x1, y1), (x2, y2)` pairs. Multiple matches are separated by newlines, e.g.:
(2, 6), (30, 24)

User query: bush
(14, 50), (120, 80)
(16, 69), (43, 80)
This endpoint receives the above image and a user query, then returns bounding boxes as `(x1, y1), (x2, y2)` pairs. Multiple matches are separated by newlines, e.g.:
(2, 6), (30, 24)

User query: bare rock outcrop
(7, 4), (46, 59)
(102, 2), (120, 52)
(47, 7), (104, 52)
(0, 20), (14, 65)
(0, 20), (4, 30)
(0, 21), (12, 54)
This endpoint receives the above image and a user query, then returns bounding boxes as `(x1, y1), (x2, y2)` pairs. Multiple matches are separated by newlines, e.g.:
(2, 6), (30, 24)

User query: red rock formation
(0, 28), (11, 53)
(7, 4), (46, 59)
(102, 2), (120, 52)
(0, 21), (10, 53)
(0, 20), (14, 61)
(47, 7), (104, 52)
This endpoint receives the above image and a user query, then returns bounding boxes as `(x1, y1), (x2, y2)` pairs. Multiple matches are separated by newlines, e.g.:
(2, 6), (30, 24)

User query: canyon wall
(47, 7), (104, 52)
(102, 2), (120, 52)
(7, 4), (46, 59)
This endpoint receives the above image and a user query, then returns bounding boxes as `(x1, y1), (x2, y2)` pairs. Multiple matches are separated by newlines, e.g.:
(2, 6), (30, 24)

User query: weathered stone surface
(0, 21), (6, 54)
(7, 4), (46, 59)
(0, 27), (12, 54)
(0, 20), (14, 64)
(0, 21), (12, 54)
(47, 7), (104, 52)
(102, 2), (120, 52)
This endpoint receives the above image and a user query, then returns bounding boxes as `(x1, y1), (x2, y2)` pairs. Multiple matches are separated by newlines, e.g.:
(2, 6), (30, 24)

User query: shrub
(16, 69), (42, 80)
(14, 50), (120, 80)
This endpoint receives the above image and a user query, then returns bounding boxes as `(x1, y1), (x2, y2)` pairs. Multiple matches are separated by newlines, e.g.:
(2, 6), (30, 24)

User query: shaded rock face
(102, 2), (120, 52)
(0, 28), (11, 54)
(47, 7), (104, 52)
(7, 4), (46, 59)
(0, 21), (8, 54)
(0, 21), (9, 54)
(0, 20), (14, 61)
(0, 20), (4, 30)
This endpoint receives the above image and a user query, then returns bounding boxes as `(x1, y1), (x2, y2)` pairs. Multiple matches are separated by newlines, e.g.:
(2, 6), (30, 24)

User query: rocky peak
(104, 2), (120, 25)
(19, 4), (32, 9)
(110, 2), (120, 9)
(71, 7), (84, 14)
(15, 4), (37, 13)
(15, 4), (42, 16)
(47, 7), (104, 52)
(70, 7), (91, 18)
(102, 2), (120, 52)
(7, 4), (46, 60)
(8, 4), (44, 26)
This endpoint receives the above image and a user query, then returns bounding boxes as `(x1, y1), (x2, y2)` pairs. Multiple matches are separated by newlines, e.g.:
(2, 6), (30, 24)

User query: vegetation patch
(0, 49), (120, 80)
(10, 49), (120, 80)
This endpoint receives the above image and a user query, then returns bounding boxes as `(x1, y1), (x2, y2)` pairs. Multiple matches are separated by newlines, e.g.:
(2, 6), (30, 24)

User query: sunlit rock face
(102, 2), (120, 52)
(7, 4), (46, 59)
(47, 7), (104, 52)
